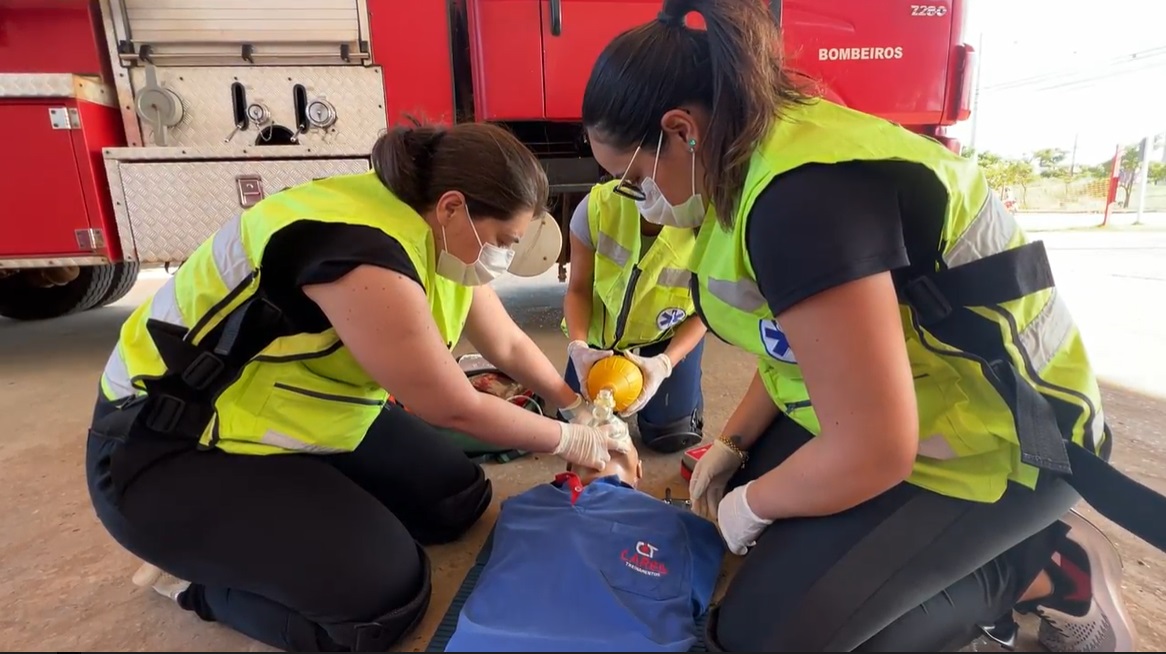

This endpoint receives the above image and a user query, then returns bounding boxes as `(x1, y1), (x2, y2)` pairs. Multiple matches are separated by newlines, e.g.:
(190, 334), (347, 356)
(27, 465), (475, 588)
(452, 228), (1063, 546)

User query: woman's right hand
(554, 420), (631, 469)
(567, 340), (613, 398)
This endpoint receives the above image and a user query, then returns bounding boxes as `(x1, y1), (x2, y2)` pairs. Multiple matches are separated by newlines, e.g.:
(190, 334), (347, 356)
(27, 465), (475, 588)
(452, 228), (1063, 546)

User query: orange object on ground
(586, 356), (644, 413)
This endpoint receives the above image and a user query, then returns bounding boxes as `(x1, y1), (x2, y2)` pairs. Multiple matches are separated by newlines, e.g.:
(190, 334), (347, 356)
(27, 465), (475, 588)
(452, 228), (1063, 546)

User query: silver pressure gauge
(306, 98), (337, 128)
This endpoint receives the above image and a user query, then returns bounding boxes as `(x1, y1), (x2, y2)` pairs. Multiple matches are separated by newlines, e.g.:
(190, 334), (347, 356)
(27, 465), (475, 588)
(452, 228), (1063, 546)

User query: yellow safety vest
(692, 99), (1106, 503)
(99, 171), (474, 456)
(564, 180), (697, 351)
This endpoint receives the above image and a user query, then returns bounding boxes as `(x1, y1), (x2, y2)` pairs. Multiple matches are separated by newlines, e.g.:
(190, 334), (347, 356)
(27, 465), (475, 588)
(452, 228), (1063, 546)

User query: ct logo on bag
(759, 318), (797, 363)
(656, 307), (687, 331)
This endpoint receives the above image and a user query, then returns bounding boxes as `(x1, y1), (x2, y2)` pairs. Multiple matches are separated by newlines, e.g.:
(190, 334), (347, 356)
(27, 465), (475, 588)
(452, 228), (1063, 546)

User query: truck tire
(97, 261), (142, 307)
(0, 265), (115, 321)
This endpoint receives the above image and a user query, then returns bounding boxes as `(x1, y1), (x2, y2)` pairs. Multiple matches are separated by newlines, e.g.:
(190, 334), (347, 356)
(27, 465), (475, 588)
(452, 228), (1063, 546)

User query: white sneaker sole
(1063, 509), (1138, 652)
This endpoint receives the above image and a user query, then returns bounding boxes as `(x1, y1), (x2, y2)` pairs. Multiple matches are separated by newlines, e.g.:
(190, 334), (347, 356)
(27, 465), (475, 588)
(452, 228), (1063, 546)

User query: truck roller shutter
(109, 0), (369, 65)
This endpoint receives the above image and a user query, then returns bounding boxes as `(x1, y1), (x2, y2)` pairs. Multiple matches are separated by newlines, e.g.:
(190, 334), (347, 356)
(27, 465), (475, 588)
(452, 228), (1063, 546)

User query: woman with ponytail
(581, 0), (1151, 650)
(86, 121), (629, 652)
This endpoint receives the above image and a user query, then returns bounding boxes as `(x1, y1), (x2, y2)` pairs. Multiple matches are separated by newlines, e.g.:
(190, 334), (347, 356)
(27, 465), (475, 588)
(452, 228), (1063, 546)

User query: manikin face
(570, 443), (644, 488)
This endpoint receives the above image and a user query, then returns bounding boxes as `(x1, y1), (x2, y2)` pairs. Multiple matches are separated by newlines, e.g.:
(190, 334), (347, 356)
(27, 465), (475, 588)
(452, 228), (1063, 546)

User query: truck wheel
(0, 265), (115, 321)
(97, 261), (142, 307)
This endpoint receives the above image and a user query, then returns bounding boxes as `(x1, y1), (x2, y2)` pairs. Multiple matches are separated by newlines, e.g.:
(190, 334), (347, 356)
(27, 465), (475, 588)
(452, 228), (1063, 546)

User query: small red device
(680, 443), (713, 482)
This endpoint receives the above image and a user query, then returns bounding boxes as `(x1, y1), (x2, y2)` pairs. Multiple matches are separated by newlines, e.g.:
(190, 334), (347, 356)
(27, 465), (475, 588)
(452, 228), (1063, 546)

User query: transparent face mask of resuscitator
(436, 206), (515, 286)
(635, 132), (706, 229)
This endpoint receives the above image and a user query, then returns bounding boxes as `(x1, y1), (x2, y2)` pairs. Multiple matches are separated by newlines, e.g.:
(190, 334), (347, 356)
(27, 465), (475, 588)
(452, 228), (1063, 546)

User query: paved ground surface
(1, 220), (1164, 652)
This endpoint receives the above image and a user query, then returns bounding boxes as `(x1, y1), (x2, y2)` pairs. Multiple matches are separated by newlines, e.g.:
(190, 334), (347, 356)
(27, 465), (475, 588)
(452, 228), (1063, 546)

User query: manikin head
(567, 441), (643, 488)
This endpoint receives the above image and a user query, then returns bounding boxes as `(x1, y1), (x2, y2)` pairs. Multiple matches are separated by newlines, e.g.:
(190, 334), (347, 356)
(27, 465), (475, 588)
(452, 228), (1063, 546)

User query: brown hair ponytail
(370, 120), (548, 221)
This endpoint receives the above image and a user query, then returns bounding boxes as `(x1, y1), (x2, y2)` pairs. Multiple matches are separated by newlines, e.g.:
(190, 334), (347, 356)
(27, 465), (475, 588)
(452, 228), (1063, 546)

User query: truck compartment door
(108, 0), (369, 65)
(782, 0), (956, 126)
(466, 0), (546, 120)
(541, 0), (659, 120)
(0, 102), (97, 258)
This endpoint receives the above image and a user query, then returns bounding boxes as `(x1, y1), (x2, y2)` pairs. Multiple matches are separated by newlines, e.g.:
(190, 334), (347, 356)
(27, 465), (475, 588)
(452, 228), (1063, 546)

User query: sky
(947, 0), (1166, 164)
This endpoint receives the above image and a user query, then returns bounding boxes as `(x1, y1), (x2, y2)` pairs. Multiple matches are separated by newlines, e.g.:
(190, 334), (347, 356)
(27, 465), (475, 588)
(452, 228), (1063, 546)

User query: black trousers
(86, 402), (491, 652)
(709, 414), (1080, 652)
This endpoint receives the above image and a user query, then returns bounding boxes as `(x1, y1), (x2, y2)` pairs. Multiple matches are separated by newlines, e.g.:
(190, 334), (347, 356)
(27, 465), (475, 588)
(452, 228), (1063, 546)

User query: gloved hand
(553, 420), (631, 469)
(689, 439), (745, 522)
(559, 393), (594, 425)
(619, 351), (673, 417)
(717, 481), (773, 555)
(567, 340), (613, 399)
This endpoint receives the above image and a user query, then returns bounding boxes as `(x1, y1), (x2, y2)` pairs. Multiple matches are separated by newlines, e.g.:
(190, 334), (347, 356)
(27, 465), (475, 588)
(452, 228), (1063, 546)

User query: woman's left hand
(717, 481), (774, 555)
(619, 352), (673, 416)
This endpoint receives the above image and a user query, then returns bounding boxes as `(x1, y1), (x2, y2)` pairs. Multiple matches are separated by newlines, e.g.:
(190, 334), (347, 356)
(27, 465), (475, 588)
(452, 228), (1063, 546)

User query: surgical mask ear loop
(688, 138), (697, 196)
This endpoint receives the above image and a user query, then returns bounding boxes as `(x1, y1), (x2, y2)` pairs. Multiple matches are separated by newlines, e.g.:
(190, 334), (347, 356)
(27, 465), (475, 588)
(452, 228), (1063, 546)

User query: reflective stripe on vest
(100, 172), (474, 456)
(574, 180), (697, 351)
(692, 99), (1105, 503)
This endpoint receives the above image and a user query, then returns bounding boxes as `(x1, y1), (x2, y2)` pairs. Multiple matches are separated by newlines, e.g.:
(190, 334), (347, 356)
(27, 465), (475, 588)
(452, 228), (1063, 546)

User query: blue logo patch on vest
(656, 307), (687, 331)
(759, 318), (797, 363)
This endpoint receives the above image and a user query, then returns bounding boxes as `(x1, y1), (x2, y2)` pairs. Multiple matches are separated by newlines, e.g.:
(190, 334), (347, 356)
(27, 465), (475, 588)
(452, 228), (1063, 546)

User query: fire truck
(0, 0), (974, 320)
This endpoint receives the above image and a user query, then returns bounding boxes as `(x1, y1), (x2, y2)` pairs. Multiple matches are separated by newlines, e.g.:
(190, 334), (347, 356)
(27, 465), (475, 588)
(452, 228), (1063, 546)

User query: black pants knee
(709, 415), (1078, 652)
(86, 402), (492, 652)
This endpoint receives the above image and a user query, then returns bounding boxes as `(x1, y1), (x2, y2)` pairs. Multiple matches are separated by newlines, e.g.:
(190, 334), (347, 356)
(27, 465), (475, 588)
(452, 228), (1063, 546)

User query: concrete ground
(1, 222), (1164, 652)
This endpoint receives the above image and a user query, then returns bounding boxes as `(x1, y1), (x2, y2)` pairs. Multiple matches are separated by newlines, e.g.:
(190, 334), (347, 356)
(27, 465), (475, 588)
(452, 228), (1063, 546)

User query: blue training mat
(425, 527), (711, 652)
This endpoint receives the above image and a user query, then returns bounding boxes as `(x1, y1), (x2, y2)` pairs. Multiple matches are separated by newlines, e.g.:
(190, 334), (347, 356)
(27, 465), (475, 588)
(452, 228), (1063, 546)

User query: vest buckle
(903, 276), (953, 326)
(144, 394), (185, 434)
(182, 351), (226, 391)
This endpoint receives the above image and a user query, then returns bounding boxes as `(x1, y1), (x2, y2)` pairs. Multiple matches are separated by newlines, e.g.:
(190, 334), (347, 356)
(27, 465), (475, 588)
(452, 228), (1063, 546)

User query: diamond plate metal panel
(114, 158), (371, 264)
(0, 74), (115, 106)
(126, 65), (386, 149)
(104, 144), (369, 160)
(0, 257), (111, 270)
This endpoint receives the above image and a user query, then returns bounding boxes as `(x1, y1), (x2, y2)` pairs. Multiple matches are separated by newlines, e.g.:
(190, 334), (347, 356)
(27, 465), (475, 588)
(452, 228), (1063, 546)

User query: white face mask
(634, 132), (706, 229)
(436, 207), (515, 286)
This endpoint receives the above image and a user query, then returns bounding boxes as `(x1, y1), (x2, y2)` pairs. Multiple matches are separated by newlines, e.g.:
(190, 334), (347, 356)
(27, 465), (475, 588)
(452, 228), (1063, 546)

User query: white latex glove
(689, 439), (744, 522)
(553, 420), (631, 469)
(559, 393), (594, 425)
(717, 481), (773, 555)
(619, 351), (673, 417)
(567, 340), (613, 399)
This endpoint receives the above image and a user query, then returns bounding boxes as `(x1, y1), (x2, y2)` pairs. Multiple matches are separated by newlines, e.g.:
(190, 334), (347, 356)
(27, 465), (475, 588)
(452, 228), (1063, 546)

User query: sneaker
(1022, 510), (1137, 652)
(132, 562), (191, 602)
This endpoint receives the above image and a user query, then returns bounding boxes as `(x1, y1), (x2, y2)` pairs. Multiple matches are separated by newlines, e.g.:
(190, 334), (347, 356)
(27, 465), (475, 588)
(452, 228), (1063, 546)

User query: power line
(980, 58), (1166, 96)
(981, 46), (1166, 92)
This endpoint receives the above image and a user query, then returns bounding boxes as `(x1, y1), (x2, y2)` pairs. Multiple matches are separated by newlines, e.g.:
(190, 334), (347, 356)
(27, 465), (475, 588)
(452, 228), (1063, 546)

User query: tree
(1119, 145), (1142, 208)
(1150, 161), (1166, 186)
(1033, 147), (1069, 177)
(1004, 159), (1036, 202)
(1078, 163), (1110, 180)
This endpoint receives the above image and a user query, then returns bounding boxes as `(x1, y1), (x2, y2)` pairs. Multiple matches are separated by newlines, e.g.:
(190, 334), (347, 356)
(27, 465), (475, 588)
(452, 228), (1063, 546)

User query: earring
(688, 138), (697, 152)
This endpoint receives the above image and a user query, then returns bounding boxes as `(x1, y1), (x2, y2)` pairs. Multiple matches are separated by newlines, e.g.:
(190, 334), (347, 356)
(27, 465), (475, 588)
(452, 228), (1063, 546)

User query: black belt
(900, 240), (1166, 552)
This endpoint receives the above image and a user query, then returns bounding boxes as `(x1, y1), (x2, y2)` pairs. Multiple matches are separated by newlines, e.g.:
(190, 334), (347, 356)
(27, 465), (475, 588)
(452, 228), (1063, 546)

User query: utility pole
(1135, 135), (1151, 226)
(968, 31), (985, 162)
(1069, 132), (1079, 175)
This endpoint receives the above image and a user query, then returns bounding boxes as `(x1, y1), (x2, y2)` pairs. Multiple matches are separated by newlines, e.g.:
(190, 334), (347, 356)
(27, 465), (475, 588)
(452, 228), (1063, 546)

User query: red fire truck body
(0, 0), (974, 320)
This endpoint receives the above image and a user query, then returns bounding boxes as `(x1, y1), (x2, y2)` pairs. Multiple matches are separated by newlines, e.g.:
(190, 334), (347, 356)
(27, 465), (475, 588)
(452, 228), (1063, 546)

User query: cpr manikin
(566, 412), (642, 488)
(442, 439), (725, 652)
